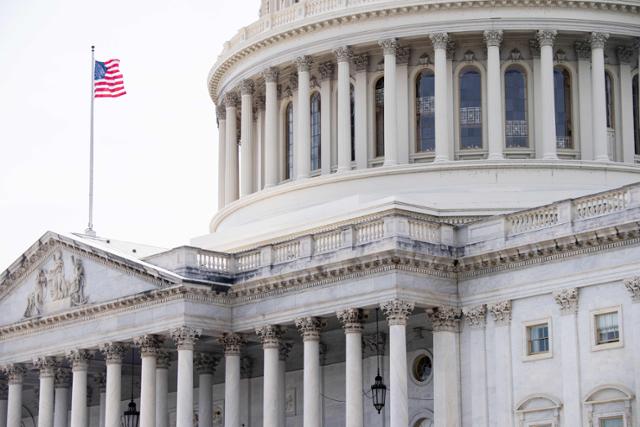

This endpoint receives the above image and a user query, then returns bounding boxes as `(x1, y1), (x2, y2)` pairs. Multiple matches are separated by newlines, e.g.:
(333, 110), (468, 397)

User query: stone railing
(507, 206), (559, 235)
(574, 189), (628, 220)
(196, 251), (232, 273)
(236, 251), (261, 272)
(355, 221), (385, 244)
(314, 230), (344, 254)
(273, 241), (302, 264)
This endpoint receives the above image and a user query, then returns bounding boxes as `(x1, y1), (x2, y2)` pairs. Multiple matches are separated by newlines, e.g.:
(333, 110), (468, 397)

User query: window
(504, 67), (529, 148)
(633, 75), (639, 155)
(527, 323), (549, 355)
(605, 72), (614, 129)
(596, 311), (619, 344)
(375, 77), (385, 157)
(350, 84), (355, 161)
(411, 351), (433, 385)
(310, 92), (321, 171)
(416, 70), (435, 152)
(554, 67), (573, 149)
(459, 67), (483, 149)
(600, 417), (624, 427)
(285, 102), (294, 180)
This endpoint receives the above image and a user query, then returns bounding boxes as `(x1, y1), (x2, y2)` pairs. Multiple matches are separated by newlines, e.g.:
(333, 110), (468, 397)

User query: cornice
(208, 0), (640, 103)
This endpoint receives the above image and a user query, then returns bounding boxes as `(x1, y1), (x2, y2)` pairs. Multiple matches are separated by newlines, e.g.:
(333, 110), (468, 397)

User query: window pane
(633, 75), (638, 155)
(459, 68), (482, 149)
(310, 93), (321, 171)
(596, 312), (619, 344)
(285, 103), (294, 180)
(504, 68), (528, 148)
(375, 78), (385, 157)
(601, 417), (624, 427)
(554, 68), (573, 149)
(605, 72), (614, 129)
(528, 324), (549, 354)
(350, 84), (356, 161)
(416, 70), (435, 152)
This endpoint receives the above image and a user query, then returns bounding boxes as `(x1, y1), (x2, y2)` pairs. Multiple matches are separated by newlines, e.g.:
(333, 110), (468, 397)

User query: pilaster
(462, 305), (488, 427)
(488, 300), (514, 426)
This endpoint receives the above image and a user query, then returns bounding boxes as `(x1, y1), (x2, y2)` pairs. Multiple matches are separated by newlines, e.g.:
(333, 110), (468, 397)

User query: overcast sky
(0, 0), (257, 267)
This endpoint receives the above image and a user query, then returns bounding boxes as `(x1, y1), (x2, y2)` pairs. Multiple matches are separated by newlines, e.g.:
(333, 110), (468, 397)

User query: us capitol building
(2, 1), (640, 427)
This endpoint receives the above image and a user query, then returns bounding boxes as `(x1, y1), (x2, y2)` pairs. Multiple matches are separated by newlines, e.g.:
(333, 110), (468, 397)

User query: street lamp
(371, 307), (387, 414)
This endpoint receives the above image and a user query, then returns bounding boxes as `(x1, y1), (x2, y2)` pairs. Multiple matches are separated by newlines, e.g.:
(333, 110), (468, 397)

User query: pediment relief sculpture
(24, 251), (88, 318)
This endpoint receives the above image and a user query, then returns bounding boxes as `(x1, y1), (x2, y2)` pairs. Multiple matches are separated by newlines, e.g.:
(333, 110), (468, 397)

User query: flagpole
(85, 45), (96, 237)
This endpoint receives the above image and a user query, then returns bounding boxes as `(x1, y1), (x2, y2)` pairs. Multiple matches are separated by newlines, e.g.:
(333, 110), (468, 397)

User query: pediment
(0, 232), (181, 327)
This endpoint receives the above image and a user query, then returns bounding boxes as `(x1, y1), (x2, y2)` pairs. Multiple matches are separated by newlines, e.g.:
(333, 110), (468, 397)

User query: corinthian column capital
(488, 300), (512, 326)
(223, 92), (239, 108)
(334, 46), (353, 63)
(255, 325), (285, 349)
(378, 38), (398, 55)
(536, 30), (558, 47)
(295, 55), (313, 72)
(624, 276), (640, 302)
(98, 343), (126, 365)
(590, 32), (610, 49)
(295, 317), (325, 341)
(170, 326), (202, 350)
(194, 353), (219, 375)
(240, 79), (255, 96)
(429, 32), (450, 50)
(262, 67), (279, 83)
(33, 357), (57, 377)
(553, 287), (579, 314)
(337, 308), (364, 333)
(1, 364), (26, 385)
(483, 30), (503, 47)
(462, 304), (487, 329)
(67, 349), (93, 369)
(427, 306), (462, 332)
(133, 334), (164, 357)
(218, 333), (246, 356)
(381, 299), (415, 326)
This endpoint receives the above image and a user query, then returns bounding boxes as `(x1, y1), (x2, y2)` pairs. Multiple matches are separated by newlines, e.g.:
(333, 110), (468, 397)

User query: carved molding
(318, 62), (335, 81)
(218, 333), (245, 356)
(483, 30), (503, 47)
(2, 365), (26, 385)
(295, 317), (324, 341)
(489, 300), (512, 326)
(462, 304), (487, 329)
(33, 357), (57, 377)
(574, 40), (591, 60)
(334, 46), (353, 63)
(240, 79), (255, 96)
(426, 306), (462, 332)
(396, 46), (411, 65)
(624, 276), (640, 302)
(133, 334), (164, 357)
(337, 308), (364, 333)
(256, 324), (285, 348)
(262, 67), (279, 83)
(380, 299), (414, 326)
(378, 38), (398, 55)
(171, 326), (202, 350)
(67, 349), (92, 369)
(295, 56), (313, 72)
(98, 343), (125, 365)
(195, 353), (219, 375)
(528, 38), (540, 58)
(536, 30), (558, 47)
(553, 288), (579, 314)
(223, 92), (239, 108)
(352, 54), (369, 72)
(590, 32), (610, 49)
(429, 32), (449, 50)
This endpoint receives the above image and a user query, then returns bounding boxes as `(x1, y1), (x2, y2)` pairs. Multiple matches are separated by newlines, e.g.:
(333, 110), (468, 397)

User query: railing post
(343, 226), (355, 249)
(260, 246), (274, 268)
(557, 200), (573, 225)
(299, 236), (313, 258)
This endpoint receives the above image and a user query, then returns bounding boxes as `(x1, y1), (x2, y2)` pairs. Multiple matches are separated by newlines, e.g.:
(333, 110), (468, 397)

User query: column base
(595, 155), (611, 162)
(487, 153), (504, 160)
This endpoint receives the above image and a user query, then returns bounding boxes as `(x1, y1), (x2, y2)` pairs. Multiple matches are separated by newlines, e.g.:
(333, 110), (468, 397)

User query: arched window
(459, 67), (482, 149)
(375, 77), (385, 157)
(285, 102), (294, 180)
(504, 66), (528, 148)
(350, 84), (355, 161)
(310, 92), (321, 171)
(416, 69), (435, 152)
(633, 74), (639, 155)
(553, 67), (573, 149)
(605, 71), (614, 129)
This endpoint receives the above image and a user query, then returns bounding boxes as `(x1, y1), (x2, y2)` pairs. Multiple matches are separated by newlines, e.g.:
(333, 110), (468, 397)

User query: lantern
(370, 307), (387, 414)
(122, 348), (140, 427)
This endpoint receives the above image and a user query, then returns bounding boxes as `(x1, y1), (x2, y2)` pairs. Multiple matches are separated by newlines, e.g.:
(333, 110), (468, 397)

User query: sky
(0, 0), (257, 268)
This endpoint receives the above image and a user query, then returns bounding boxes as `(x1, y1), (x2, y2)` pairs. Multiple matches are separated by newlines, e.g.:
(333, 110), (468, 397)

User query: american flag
(94, 59), (126, 98)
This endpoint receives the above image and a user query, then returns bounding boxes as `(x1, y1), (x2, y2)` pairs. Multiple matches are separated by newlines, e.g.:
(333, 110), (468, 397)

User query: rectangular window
(596, 311), (620, 345)
(600, 417), (624, 427)
(527, 323), (549, 355)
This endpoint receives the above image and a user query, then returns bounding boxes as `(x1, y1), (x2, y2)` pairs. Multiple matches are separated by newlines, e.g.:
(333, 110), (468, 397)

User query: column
(0, 382), (7, 427)
(224, 92), (239, 204)
(216, 104), (227, 209)
(67, 350), (91, 427)
(296, 56), (313, 179)
(428, 307), (462, 427)
(575, 41), (594, 160)
(53, 368), (71, 427)
(240, 80), (255, 196)
(195, 354), (218, 427)
(462, 305), (488, 427)
(553, 288), (582, 427)
(623, 277), (640, 419)
(591, 32), (610, 161)
(2, 365), (25, 427)
(380, 299), (415, 427)
(219, 333), (244, 427)
(537, 30), (558, 160)
(263, 68), (279, 187)
(353, 55), (369, 170)
(335, 47), (353, 172)
(34, 358), (56, 427)
(319, 61), (335, 175)
(256, 326), (284, 427)
(170, 327), (201, 427)
(295, 317), (324, 427)
(155, 352), (171, 427)
(485, 30), (505, 160)
(99, 343), (126, 427)
(379, 39), (398, 166)
(447, 41), (456, 159)
(530, 39), (544, 158)
(255, 97), (265, 190)
(430, 33), (451, 162)
(337, 308), (364, 427)
(134, 335), (162, 427)
(278, 343), (292, 427)
(396, 47), (410, 165)
(94, 374), (106, 427)
(617, 46), (635, 163)
(488, 301), (514, 427)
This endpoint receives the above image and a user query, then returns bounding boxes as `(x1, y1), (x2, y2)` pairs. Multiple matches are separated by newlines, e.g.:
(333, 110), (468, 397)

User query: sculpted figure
(24, 269), (47, 317)
(69, 256), (88, 306)
(48, 251), (67, 300)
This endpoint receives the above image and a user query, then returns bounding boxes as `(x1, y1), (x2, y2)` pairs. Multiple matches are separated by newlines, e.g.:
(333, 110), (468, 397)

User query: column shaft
(198, 373), (212, 426)
(53, 387), (69, 427)
(217, 114), (227, 210)
(263, 347), (279, 427)
(104, 362), (121, 427)
(469, 325), (488, 426)
(559, 312), (582, 426)
(303, 339), (320, 427)
(99, 391), (106, 427)
(532, 53), (544, 158)
(396, 59), (409, 165)
(37, 373), (55, 427)
(345, 331), (363, 427)
(538, 31), (558, 159)
(485, 31), (504, 160)
(224, 101), (239, 204)
(176, 349), (194, 427)
(433, 330), (461, 427)
(240, 82), (254, 196)
(70, 367), (87, 427)
(264, 76), (278, 187)
(489, 302), (514, 427)
(389, 324), (408, 427)
(354, 59), (368, 170)
(591, 33), (610, 161)
(277, 358), (287, 427)
(619, 61), (635, 163)
(320, 74), (332, 175)
(155, 355), (170, 427)
(576, 55), (594, 159)
(296, 57), (312, 179)
(432, 34), (451, 162)
(140, 355), (157, 427)
(6, 382), (22, 427)
(381, 41), (398, 166)
(224, 354), (240, 427)
(337, 55), (352, 172)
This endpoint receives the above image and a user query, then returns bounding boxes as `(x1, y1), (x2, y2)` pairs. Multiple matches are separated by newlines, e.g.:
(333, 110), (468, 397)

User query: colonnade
(0, 299), (469, 427)
(216, 30), (638, 208)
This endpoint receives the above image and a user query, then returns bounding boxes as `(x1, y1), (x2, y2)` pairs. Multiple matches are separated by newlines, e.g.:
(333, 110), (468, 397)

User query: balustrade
(574, 189), (628, 220)
(508, 206), (559, 235)
(355, 221), (384, 244)
(314, 230), (343, 254)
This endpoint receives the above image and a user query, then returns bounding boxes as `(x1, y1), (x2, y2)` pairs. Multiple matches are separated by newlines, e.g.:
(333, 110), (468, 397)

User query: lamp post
(371, 307), (387, 414)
